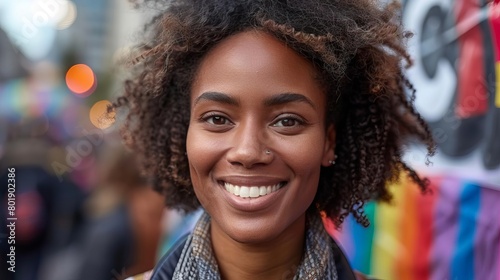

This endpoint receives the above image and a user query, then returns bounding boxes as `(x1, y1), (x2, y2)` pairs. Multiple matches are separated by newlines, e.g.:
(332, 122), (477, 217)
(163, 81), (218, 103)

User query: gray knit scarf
(172, 212), (338, 280)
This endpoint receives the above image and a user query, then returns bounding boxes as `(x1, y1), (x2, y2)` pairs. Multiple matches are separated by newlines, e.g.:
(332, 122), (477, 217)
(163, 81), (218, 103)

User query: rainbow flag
(327, 175), (500, 280)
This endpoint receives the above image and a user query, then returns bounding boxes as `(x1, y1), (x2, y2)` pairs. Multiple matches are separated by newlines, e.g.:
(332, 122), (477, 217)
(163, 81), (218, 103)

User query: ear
(321, 124), (336, 167)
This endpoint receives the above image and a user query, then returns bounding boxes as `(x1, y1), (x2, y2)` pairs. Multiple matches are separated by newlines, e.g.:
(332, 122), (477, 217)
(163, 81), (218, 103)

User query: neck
(210, 214), (306, 280)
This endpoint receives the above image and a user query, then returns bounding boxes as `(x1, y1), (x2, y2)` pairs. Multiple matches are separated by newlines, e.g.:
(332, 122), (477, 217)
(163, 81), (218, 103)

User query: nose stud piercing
(265, 149), (271, 155)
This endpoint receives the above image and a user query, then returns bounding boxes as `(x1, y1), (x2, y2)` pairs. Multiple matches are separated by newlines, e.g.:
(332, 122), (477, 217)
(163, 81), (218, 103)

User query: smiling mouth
(221, 181), (287, 198)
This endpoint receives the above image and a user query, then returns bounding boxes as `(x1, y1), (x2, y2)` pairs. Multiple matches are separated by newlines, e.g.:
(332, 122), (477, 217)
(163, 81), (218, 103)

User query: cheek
(187, 130), (207, 174)
(277, 132), (326, 176)
(186, 128), (224, 185)
(186, 129), (212, 208)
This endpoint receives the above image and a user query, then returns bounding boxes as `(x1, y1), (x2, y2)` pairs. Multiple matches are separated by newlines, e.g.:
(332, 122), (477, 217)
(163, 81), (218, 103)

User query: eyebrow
(263, 92), (316, 109)
(193, 91), (240, 106)
(193, 91), (315, 108)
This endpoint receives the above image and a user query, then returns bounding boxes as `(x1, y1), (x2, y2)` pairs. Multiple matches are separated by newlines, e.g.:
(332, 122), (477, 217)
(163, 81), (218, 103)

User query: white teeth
(250, 187), (260, 198)
(225, 183), (234, 192)
(240, 186), (250, 198)
(223, 182), (283, 198)
(259, 186), (267, 196)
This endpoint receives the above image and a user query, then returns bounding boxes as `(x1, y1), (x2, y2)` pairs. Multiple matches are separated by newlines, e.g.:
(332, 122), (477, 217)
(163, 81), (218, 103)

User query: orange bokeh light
(89, 100), (115, 129)
(65, 64), (95, 94)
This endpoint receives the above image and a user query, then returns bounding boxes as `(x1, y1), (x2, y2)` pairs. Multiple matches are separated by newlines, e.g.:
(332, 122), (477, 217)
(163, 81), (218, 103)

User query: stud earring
(329, 155), (338, 165)
(265, 149), (271, 155)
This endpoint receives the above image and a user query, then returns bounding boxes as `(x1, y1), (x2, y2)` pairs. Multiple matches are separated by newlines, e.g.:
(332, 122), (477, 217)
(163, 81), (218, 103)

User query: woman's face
(187, 30), (335, 243)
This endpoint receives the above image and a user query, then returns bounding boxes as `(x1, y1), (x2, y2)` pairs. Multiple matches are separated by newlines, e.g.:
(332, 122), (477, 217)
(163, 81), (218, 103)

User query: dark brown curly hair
(113, 0), (435, 227)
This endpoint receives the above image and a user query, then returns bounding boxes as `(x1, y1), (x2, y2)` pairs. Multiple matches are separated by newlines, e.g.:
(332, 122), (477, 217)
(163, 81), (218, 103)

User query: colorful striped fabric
(327, 175), (500, 280)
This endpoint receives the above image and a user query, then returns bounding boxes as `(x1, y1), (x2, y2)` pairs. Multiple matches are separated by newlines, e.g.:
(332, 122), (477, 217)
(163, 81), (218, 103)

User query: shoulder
(125, 270), (154, 280)
(149, 234), (190, 280)
(147, 232), (358, 280)
(331, 237), (358, 280)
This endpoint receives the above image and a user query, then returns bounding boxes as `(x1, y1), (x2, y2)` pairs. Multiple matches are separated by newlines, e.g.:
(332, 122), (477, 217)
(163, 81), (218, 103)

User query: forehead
(191, 30), (325, 103)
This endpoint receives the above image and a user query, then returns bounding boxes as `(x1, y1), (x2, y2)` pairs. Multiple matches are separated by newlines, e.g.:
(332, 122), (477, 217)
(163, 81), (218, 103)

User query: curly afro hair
(113, 0), (435, 227)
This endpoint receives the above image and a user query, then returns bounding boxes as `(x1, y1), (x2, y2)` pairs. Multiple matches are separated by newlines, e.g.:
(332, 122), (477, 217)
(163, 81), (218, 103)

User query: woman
(115, 0), (435, 279)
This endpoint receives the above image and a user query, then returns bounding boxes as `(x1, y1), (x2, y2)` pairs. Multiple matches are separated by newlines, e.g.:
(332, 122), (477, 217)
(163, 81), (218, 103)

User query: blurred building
(69, 0), (111, 73)
(0, 28), (28, 82)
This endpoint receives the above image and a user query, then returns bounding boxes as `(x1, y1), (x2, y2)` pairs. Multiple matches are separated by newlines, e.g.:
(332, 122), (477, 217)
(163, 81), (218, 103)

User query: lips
(223, 182), (285, 198)
(217, 178), (288, 212)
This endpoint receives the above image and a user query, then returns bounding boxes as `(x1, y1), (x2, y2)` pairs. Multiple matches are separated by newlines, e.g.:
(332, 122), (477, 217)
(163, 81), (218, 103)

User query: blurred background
(0, 0), (498, 279)
(0, 1), (199, 279)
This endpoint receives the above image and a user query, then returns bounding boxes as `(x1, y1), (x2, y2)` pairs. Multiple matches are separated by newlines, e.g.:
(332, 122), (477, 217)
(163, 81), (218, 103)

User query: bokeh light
(57, 1), (77, 30)
(65, 64), (96, 96)
(89, 100), (115, 130)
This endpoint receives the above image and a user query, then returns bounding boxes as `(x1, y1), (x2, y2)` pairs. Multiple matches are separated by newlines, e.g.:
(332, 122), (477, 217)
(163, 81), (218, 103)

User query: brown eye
(207, 115), (229, 125)
(278, 118), (296, 127)
(272, 117), (302, 127)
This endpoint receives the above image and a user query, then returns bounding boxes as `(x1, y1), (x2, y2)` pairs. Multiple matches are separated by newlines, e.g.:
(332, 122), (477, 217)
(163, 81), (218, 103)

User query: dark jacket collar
(151, 233), (356, 280)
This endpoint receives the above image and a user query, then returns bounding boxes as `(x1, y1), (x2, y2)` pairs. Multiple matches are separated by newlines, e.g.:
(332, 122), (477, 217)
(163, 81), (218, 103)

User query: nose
(225, 121), (273, 168)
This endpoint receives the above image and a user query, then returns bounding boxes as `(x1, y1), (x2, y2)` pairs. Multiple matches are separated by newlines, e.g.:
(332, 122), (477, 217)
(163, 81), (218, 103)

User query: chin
(213, 211), (302, 245)
(226, 223), (283, 244)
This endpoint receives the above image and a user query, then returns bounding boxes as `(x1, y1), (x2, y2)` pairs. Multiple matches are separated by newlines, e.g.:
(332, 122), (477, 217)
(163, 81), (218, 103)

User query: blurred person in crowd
(0, 118), (86, 280)
(113, 0), (435, 279)
(45, 142), (164, 280)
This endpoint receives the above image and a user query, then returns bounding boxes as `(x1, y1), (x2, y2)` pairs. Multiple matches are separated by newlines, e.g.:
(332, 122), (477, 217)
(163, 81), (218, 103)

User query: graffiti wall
(331, 1), (500, 279)
(404, 0), (500, 185)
